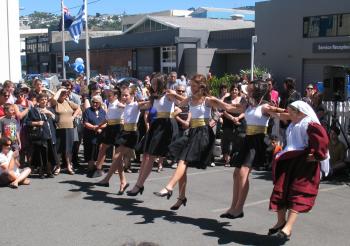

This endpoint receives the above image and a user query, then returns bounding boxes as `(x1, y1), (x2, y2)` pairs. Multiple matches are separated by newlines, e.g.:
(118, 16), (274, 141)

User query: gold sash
(191, 118), (208, 128)
(157, 112), (173, 118)
(246, 125), (267, 135)
(107, 119), (123, 125)
(123, 123), (137, 132)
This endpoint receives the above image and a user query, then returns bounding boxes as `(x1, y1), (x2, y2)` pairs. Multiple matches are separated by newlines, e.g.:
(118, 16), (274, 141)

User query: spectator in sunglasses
(0, 137), (31, 188)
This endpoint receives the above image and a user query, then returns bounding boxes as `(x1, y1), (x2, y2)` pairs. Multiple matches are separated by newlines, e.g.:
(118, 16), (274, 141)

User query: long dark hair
(250, 80), (269, 104)
(149, 73), (167, 100)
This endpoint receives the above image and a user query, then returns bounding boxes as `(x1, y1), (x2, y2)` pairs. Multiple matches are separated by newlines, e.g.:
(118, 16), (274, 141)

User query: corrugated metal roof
(125, 15), (255, 33)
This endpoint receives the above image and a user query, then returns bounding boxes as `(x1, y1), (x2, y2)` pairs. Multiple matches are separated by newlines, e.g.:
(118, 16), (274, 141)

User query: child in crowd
(0, 137), (31, 188)
(0, 103), (21, 150)
(265, 135), (282, 170)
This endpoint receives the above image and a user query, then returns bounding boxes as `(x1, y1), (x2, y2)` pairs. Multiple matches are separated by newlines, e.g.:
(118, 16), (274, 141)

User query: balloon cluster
(64, 56), (85, 74)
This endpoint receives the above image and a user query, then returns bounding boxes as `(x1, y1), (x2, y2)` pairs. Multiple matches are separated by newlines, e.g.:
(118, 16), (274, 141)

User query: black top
(222, 96), (246, 132)
(26, 106), (57, 145)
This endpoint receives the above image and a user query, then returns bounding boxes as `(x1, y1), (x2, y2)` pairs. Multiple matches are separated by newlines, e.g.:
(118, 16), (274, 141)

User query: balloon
(64, 56), (70, 63)
(75, 64), (85, 74)
(75, 57), (84, 65)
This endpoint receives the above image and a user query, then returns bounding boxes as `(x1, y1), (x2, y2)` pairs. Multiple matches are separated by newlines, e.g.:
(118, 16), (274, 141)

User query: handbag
(28, 108), (44, 141)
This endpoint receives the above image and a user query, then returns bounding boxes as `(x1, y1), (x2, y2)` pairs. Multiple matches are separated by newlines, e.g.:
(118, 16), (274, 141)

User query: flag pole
(61, 0), (66, 80)
(84, 0), (90, 84)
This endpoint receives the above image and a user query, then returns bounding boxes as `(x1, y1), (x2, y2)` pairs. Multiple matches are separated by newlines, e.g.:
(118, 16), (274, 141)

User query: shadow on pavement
(60, 180), (287, 245)
(252, 171), (273, 181)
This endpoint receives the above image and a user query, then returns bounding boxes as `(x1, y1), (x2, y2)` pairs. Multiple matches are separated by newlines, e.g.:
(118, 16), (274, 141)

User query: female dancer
(213, 80), (277, 219)
(268, 101), (329, 240)
(127, 74), (180, 196)
(153, 74), (216, 210)
(96, 85), (146, 194)
(88, 88), (124, 178)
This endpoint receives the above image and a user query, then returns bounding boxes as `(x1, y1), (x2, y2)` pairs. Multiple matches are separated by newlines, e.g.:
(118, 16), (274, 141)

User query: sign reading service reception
(313, 42), (350, 53)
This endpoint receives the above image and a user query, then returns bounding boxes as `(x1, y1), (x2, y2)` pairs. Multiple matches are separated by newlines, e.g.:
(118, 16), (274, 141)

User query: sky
(19, 0), (265, 15)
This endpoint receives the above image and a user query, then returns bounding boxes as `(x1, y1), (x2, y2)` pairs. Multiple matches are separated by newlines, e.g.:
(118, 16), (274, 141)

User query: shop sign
(313, 42), (350, 53)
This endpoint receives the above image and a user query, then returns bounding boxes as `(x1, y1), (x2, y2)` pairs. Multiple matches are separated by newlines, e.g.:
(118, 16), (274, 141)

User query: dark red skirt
(269, 150), (321, 213)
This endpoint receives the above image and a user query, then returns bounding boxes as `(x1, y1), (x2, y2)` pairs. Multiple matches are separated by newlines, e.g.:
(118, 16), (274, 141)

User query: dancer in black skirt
(211, 80), (279, 219)
(127, 74), (183, 196)
(154, 74), (220, 210)
(88, 88), (124, 177)
(96, 85), (148, 194)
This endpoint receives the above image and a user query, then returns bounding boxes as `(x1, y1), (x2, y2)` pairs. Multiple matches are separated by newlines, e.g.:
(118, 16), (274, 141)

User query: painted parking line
(212, 184), (348, 213)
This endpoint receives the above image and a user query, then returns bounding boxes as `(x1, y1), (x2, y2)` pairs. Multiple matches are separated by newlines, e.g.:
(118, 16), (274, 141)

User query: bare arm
(206, 96), (246, 114)
(262, 104), (291, 121)
(14, 104), (30, 120)
(138, 100), (152, 110)
(176, 112), (191, 129)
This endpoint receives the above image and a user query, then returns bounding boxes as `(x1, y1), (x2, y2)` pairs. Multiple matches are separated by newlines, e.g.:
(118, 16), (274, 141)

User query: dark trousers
(31, 141), (58, 175)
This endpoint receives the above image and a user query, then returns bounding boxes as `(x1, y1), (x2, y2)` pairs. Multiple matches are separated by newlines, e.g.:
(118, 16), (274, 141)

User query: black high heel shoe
(268, 222), (286, 236)
(153, 187), (173, 200)
(219, 211), (244, 219)
(272, 230), (291, 241)
(126, 185), (144, 196)
(117, 183), (130, 195)
(170, 197), (187, 210)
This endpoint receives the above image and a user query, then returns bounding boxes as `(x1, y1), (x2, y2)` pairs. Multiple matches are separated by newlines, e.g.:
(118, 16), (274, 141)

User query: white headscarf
(290, 100), (320, 124)
(290, 100), (330, 177)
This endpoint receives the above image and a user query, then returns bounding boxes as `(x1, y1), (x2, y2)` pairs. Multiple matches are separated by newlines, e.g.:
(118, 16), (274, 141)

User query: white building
(0, 0), (21, 82)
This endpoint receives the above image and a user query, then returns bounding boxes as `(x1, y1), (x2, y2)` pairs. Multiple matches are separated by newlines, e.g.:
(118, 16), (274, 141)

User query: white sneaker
(171, 163), (178, 169)
(210, 162), (216, 167)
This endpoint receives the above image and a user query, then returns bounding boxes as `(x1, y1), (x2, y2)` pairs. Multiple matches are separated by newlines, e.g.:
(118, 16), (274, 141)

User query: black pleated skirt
(142, 118), (179, 157)
(169, 125), (215, 169)
(100, 124), (123, 145)
(115, 131), (139, 149)
(233, 133), (267, 168)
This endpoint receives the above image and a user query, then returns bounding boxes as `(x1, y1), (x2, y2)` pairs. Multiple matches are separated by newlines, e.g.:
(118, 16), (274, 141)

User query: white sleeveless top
(123, 101), (140, 124)
(245, 104), (269, 126)
(106, 99), (124, 120)
(189, 98), (211, 119)
(153, 95), (174, 113)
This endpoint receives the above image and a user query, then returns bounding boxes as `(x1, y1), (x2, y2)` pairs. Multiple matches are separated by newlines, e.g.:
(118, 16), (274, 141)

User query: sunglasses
(92, 101), (100, 104)
(2, 144), (11, 147)
(176, 90), (185, 93)
(2, 94), (10, 98)
(306, 88), (313, 90)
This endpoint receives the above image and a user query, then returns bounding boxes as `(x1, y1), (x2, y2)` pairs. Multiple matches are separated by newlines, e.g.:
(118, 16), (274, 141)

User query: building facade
(255, 0), (350, 99)
(51, 16), (254, 79)
(0, 0), (21, 82)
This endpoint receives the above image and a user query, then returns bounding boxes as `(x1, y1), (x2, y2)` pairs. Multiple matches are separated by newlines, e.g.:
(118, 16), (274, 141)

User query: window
(303, 13), (350, 38)
(161, 46), (176, 73)
(130, 20), (170, 33)
(338, 14), (350, 36)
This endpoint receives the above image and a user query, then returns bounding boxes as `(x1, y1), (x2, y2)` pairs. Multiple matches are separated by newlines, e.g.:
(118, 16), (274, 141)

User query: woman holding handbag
(26, 93), (58, 178)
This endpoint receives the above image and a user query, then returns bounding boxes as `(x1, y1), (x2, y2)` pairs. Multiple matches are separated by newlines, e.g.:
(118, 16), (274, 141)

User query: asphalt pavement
(1, 163), (349, 246)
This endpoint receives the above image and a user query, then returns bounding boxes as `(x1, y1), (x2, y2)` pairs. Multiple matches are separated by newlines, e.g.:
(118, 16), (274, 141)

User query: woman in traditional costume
(268, 100), (329, 240)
